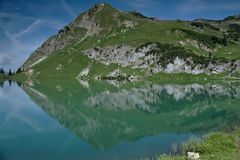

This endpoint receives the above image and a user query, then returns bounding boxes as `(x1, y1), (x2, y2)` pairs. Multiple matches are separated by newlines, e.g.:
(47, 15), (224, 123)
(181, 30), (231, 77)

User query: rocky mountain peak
(22, 3), (119, 70)
(70, 3), (108, 36)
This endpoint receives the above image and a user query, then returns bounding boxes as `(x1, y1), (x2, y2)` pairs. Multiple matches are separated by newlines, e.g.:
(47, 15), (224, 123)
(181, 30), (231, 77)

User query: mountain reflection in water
(21, 80), (240, 149)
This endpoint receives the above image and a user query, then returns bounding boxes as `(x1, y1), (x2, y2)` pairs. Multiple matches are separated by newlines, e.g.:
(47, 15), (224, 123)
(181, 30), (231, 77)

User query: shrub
(191, 22), (220, 31)
(129, 11), (147, 19)
(223, 15), (240, 21)
(177, 29), (227, 48)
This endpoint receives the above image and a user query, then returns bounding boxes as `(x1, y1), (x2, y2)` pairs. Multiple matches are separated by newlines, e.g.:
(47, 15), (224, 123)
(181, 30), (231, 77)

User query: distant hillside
(20, 3), (240, 82)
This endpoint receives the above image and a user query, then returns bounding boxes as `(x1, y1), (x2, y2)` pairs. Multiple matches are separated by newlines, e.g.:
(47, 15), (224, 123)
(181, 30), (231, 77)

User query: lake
(0, 80), (240, 160)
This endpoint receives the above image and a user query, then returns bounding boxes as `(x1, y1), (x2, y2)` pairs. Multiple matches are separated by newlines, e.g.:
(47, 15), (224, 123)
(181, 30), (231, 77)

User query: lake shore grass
(0, 73), (6, 83)
(7, 70), (240, 85)
(158, 128), (240, 160)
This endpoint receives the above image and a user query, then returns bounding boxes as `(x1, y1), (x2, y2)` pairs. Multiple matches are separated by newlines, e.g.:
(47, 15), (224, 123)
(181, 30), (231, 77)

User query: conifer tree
(8, 69), (12, 76)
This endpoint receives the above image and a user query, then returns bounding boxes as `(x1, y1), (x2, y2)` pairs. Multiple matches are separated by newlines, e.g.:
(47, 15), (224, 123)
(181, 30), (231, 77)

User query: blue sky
(0, 0), (240, 70)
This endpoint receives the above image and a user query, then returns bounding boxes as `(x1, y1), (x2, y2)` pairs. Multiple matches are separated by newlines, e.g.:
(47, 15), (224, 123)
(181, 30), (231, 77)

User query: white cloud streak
(60, 0), (75, 18)
(0, 12), (64, 69)
(119, 0), (157, 10)
(14, 19), (41, 38)
(0, 52), (10, 66)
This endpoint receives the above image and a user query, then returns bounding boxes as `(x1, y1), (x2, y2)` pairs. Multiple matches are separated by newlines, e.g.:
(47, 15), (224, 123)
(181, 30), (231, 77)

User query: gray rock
(187, 152), (200, 160)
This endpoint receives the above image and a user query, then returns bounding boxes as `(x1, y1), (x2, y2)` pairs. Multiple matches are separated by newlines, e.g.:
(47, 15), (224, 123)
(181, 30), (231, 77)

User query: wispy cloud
(178, 0), (240, 14)
(0, 11), (64, 69)
(119, 0), (157, 10)
(0, 52), (11, 66)
(0, 0), (75, 69)
(14, 19), (41, 38)
(60, 0), (75, 18)
(0, 14), (36, 68)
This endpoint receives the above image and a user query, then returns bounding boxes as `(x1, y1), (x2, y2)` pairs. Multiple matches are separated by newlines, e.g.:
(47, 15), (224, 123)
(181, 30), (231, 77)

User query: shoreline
(158, 128), (240, 160)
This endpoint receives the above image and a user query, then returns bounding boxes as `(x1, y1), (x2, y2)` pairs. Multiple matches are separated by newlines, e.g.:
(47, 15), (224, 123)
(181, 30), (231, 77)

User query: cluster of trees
(227, 24), (240, 41)
(0, 68), (15, 76)
(191, 22), (220, 31)
(0, 68), (4, 74)
(229, 24), (240, 31)
(223, 15), (240, 21)
(129, 10), (156, 20)
(178, 29), (227, 48)
(58, 26), (70, 34)
(0, 67), (22, 76)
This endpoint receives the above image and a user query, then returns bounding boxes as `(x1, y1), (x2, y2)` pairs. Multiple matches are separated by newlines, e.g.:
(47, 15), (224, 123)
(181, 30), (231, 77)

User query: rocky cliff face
(84, 42), (240, 75)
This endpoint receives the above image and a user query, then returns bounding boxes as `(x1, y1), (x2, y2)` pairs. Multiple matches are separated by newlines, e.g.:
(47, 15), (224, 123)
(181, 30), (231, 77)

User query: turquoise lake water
(0, 80), (240, 160)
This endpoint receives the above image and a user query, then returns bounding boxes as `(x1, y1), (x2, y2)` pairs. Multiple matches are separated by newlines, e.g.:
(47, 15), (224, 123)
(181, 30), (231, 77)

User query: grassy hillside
(19, 3), (240, 81)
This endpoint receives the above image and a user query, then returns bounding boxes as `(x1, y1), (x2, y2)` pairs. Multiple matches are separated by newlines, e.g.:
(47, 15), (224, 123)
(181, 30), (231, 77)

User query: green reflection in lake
(1, 79), (240, 160)
(22, 80), (240, 148)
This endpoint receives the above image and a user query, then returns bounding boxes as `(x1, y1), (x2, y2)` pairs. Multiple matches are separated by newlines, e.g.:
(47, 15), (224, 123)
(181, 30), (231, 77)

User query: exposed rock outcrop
(85, 42), (238, 75)
(72, 3), (104, 36)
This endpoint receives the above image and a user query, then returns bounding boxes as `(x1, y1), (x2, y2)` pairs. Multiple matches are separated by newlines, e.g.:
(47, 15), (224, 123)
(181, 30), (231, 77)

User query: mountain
(20, 3), (240, 81)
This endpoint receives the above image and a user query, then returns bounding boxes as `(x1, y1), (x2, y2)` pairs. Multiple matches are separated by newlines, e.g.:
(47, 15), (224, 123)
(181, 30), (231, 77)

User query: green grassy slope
(20, 4), (240, 80)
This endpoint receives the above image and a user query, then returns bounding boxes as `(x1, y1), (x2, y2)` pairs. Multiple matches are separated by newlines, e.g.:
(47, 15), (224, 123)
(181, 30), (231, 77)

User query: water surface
(1, 80), (240, 160)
